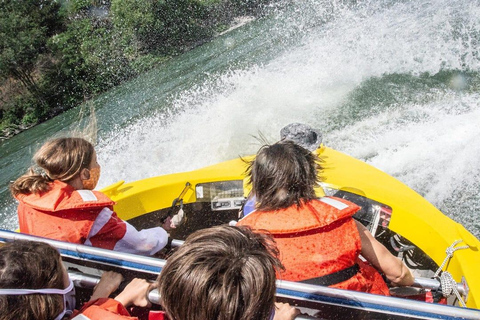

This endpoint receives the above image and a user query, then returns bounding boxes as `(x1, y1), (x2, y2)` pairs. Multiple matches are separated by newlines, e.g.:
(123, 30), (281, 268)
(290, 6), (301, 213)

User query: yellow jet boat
(101, 143), (480, 312)
(2, 140), (480, 319)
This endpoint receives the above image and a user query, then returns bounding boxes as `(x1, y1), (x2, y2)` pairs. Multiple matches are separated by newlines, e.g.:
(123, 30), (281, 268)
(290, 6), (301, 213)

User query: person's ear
(80, 168), (91, 180)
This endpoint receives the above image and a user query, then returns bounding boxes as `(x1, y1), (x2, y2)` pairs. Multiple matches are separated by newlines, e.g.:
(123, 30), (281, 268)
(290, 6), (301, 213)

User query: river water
(1, 0), (480, 237)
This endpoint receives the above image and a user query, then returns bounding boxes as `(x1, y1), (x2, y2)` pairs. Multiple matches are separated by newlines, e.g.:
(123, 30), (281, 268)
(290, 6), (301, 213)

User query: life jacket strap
(300, 263), (360, 286)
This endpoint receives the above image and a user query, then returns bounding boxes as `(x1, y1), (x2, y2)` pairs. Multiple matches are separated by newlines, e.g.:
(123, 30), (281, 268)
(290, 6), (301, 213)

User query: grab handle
(412, 277), (466, 297)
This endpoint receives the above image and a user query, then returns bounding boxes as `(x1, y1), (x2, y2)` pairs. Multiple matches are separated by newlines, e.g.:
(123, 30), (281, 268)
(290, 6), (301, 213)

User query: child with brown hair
(0, 240), (151, 320)
(10, 137), (172, 255)
(0, 240), (73, 320)
(49, 225), (299, 320)
(157, 225), (300, 320)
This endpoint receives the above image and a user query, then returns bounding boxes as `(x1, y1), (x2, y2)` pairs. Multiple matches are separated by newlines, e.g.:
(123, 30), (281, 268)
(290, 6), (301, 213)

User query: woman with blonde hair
(10, 137), (171, 255)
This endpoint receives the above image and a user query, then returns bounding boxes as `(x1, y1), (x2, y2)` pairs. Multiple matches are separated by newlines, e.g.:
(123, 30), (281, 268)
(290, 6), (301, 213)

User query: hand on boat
(355, 220), (415, 287)
(171, 208), (185, 228)
(114, 278), (155, 308)
(89, 271), (124, 301)
(161, 215), (176, 231)
(273, 302), (301, 320)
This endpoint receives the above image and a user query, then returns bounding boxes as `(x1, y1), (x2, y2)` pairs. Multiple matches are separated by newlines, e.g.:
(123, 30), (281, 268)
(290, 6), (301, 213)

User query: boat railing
(1, 230), (479, 320)
(68, 270), (320, 320)
(68, 268), (480, 320)
(0, 229), (165, 273)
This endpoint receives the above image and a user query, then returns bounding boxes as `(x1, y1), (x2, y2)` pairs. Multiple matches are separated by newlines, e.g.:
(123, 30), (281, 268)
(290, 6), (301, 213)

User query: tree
(111, 0), (213, 54)
(0, 0), (62, 100)
(110, 0), (157, 53)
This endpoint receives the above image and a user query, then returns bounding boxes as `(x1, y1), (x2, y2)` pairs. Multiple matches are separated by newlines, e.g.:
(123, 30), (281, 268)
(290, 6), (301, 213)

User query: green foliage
(0, 0), (62, 96)
(1, 0), (273, 137)
(111, 0), (155, 36)
(130, 54), (170, 74)
(198, 0), (223, 5)
(111, 0), (215, 54)
(64, 0), (96, 14)
(154, 0), (213, 51)
(1, 93), (39, 126)
(47, 16), (137, 103)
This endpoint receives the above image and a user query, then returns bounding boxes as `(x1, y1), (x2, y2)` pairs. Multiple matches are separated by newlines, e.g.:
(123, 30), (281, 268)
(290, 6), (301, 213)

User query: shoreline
(1, 123), (36, 142)
(0, 16), (257, 143)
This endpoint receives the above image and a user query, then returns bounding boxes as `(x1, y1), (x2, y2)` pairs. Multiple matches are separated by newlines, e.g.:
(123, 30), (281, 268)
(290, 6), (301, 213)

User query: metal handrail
(2, 230), (480, 319)
(68, 270), (318, 320)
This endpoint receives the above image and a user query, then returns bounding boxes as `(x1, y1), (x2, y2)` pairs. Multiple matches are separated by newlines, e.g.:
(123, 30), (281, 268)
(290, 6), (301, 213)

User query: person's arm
(80, 281), (159, 320)
(89, 271), (124, 301)
(273, 302), (300, 320)
(114, 278), (153, 308)
(116, 221), (169, 255)
(86, 207), (169, 255)
(355, 220), (414, 286)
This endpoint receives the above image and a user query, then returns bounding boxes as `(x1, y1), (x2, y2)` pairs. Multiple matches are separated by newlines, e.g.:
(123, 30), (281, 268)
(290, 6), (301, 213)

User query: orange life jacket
(71, 298), (138, 320)
(237, 197), (390, 295)
(16, 180), (116, 244)
(16, 180), (168, 255)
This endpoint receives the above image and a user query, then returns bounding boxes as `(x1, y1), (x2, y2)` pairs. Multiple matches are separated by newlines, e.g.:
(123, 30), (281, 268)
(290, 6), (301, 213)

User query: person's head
(280, 123), (322, 151)
(0, 240), (72, 320)
(157, 225), (283, 320)
(247, 140), (322, 211)
(10, 137), (100, 196)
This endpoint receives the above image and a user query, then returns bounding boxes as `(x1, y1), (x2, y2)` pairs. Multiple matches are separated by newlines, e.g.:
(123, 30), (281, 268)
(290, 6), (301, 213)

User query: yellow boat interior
(3, 144), (480, 319)
(102, 145), (480, 310)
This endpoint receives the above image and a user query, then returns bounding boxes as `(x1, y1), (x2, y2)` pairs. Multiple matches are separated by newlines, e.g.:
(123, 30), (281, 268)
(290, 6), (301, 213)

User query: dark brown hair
(247, 140), (322, 211)
(0, 241), (65, 320)
(10, 137), (95, 196)
(157, 225), (283, 320)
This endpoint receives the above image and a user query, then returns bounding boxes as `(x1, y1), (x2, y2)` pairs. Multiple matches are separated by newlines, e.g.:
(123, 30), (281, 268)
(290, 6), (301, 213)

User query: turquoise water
(1, 0), (480, 237)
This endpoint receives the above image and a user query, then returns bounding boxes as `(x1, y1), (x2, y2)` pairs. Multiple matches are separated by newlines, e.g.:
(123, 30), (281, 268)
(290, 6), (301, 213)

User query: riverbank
(0, 0), (271, 141)
(0, 123), (35, 141)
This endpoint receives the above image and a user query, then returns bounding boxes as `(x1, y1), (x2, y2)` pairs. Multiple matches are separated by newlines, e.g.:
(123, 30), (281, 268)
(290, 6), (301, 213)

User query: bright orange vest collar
(242, 197), (359, 234)
(15, 180), (114, 212)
